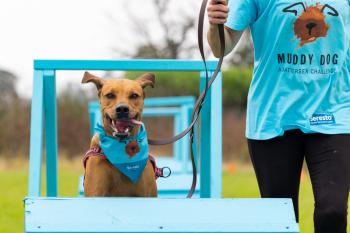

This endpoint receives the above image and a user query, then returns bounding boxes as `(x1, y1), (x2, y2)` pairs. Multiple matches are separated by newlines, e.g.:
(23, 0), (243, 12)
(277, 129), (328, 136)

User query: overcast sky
(0, 0), (206, 98)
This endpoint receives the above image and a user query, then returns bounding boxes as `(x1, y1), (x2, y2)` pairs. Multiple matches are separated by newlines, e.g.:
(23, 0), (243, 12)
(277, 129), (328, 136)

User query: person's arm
(207, 0), (243, 58)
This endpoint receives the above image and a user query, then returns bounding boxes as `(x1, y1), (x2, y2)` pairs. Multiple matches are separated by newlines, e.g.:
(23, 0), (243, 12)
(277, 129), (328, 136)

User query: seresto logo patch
(310, 113), (335, 125)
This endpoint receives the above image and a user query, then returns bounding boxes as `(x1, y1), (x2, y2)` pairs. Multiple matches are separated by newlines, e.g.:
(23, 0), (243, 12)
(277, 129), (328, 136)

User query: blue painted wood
(28, 71), (45, 197)
(34, 60), (219, 71)
(173, 113), (181, 161)
(78, 176), (84, 196)
(89, 110), (96, 136)
(199, 71), (222, 198)
(143, 107), (181, 116)
(155, 157), (193, 174)
(24, 198), (299, 233)
(180, 105), (191, 172)
(43, 71), (58, 197)
(155, 174), (200, 196)
(144, 96), (196, 107)
(210, 71), (223, 198)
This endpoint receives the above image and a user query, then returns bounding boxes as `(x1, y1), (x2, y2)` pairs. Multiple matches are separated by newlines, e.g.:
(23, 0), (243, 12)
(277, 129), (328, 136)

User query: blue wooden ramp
(24, 198), (298, 233)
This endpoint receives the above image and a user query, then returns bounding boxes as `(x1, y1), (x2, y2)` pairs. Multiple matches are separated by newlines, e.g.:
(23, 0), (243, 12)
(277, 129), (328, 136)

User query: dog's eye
(105, 93), (116, 99)
(129, 93), (139, 99)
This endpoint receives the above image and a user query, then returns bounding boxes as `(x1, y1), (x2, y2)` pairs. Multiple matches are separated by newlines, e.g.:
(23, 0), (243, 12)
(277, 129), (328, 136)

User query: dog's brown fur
(82, 72), (157, 197)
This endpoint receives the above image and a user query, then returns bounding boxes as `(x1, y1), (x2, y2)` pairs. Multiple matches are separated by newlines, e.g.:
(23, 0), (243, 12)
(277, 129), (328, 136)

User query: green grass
(222, 166), (316, 232)
(0, 160), (348, 233)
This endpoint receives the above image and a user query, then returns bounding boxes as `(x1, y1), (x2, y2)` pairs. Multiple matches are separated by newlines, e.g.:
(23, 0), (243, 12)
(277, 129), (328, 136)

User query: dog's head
(283, 2), (338, 47)
(82, 72), (155, 138)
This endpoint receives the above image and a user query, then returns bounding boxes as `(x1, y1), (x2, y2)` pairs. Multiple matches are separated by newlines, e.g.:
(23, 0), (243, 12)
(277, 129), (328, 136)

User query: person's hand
(207, 0), (229, 25)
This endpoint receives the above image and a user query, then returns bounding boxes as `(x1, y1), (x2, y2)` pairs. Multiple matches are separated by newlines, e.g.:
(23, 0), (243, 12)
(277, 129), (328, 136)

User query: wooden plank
(209, 71), (223, 197)
(24, 198), (299, 233)
(173, 113), (181, 161)
(199, 71), (222, 198)
(180, 105), (191, 171)
(144, 96), (196, 107)
(143, 107), (181, 116)
(34, 60), (219, 71)
(28, 70), (45, 197)
(43, 70), (58, 197)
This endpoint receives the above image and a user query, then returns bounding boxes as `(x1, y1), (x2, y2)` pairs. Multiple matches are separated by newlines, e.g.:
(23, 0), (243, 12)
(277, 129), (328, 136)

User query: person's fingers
(210, 0), (228, 6)
(208, 11), (228, 19)
(207, 0), (229, 25)
(207, 4), (229, 13)
(208, 18), (227, 25)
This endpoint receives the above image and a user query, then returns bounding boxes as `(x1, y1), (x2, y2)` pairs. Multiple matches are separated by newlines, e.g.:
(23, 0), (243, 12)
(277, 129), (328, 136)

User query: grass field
(0, 158), (348, 233)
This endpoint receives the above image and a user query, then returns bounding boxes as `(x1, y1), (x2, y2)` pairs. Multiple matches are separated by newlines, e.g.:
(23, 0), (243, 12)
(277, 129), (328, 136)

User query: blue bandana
(95, 123), (149, 183)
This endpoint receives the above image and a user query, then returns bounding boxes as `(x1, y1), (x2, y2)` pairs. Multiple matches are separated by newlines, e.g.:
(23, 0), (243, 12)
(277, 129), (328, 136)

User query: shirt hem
(246, 127), (350, 140)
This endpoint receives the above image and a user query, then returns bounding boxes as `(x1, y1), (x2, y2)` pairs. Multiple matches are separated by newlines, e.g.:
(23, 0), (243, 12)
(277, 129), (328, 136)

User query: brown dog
(82, 72), (157, 197)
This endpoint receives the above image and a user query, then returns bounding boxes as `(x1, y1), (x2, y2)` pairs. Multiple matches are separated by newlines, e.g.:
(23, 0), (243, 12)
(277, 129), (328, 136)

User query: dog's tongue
(115, 121), (131, 132)
(130, 119), (142, 125)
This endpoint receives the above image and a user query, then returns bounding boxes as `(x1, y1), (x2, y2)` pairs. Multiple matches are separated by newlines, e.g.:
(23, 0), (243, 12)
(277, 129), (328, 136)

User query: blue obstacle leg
(174, 113), (181, 161)
(28, 70), (45, 197)
(180, 104), (191, 172)
(200, 71), (222, 198)
(43, 70), (58, 197)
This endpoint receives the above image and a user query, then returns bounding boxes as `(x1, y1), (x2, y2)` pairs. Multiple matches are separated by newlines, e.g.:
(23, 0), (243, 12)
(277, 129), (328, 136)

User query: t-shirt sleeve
(225, 0), (258, 31)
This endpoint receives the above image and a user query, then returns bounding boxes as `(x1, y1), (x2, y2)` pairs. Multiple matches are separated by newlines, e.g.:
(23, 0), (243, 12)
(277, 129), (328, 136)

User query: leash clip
(159, 166), (172, 178)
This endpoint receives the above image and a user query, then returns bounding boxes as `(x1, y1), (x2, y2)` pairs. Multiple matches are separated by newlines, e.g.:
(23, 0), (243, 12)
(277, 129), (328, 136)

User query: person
(207, 0), (350, 232)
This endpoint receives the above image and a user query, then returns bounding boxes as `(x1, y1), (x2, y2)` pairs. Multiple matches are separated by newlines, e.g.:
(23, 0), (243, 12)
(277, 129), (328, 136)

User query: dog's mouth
(106, 114), (141, 138)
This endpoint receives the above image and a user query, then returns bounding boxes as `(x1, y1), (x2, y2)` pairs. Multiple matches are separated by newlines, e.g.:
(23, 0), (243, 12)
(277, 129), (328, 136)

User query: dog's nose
(306, 22), (317, 35)
(116, 104), (129, 119)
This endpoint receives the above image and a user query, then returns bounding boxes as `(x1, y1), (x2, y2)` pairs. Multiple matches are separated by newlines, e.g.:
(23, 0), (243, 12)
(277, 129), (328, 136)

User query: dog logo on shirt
(283, 2), (339, 47)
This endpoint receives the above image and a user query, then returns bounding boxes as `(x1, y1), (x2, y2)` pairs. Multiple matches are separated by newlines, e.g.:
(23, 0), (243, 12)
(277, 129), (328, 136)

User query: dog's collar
(94, 123), (149, 183)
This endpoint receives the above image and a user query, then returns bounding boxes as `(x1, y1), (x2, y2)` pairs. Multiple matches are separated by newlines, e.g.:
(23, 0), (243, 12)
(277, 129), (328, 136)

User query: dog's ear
(81, 72), (104, 90)
(136, 73), (155, 89)
(282, 2), (306, 16)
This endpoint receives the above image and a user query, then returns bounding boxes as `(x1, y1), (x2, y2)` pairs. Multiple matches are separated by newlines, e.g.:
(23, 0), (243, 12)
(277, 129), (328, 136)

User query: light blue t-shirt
(226, 0), (350, 139)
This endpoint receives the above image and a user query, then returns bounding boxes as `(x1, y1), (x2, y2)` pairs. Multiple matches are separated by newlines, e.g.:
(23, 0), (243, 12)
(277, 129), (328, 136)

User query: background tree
(0, 70), (18, 116)
(112, 0), (197, 59)
(0, 70), (30, 155)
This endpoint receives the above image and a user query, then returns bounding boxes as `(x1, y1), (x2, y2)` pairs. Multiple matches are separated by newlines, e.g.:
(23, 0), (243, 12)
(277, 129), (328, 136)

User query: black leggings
(248, 130), (350, 233)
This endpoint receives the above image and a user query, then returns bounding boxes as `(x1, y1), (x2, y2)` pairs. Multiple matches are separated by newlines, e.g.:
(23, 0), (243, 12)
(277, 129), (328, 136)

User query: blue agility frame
(28, 59), (222, 198)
